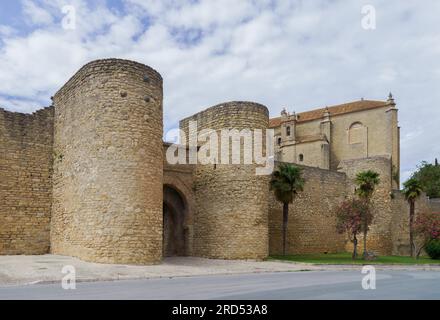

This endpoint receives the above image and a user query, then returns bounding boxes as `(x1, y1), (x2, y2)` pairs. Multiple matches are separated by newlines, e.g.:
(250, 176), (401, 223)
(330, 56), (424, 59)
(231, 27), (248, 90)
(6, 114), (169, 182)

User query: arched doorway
(163, 185), (187, 257)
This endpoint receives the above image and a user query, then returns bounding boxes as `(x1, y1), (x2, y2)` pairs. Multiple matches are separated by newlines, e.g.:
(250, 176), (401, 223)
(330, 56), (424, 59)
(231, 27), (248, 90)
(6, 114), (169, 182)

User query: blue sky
(0, 0), (439, 183)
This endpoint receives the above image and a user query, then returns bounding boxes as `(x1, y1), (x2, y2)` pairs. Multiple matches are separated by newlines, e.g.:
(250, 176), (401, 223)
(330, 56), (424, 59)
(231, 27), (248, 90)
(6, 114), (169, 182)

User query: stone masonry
(0, 107), (53, 255)
(269, 164), (347, 255)
(180, 102), (270, 259)
(50, 59), (163, 264)
(0, 58), (429, 264)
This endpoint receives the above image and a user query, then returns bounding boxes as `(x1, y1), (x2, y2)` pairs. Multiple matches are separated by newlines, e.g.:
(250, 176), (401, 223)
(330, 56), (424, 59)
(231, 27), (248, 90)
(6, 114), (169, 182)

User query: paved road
(0, 270), (439, 300)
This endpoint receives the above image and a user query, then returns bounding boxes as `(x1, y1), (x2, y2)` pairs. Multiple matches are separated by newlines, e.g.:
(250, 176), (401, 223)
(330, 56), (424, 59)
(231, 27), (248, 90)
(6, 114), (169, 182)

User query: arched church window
(349, 122), (365, 144)
(277, 137), (282, 145)
(286, 126), (291, 136)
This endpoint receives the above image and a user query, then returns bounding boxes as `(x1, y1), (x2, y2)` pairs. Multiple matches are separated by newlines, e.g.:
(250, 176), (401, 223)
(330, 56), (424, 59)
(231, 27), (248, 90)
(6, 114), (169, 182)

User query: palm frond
(403, 178), (423, 201)
(270, 163), (305, 204)
(355, 170), (380, 198)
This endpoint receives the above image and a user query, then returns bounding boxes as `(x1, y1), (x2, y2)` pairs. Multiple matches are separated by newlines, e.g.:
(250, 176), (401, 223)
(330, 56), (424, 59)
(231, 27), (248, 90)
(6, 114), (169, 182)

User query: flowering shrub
(335, 198), (372, 259)
(414, 211), (440, 258)
(415, 211), (439, 241)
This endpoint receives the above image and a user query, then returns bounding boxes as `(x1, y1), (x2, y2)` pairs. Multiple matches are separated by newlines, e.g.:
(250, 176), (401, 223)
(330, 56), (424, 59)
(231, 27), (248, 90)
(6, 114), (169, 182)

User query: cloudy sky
(0, 0), (439, 182)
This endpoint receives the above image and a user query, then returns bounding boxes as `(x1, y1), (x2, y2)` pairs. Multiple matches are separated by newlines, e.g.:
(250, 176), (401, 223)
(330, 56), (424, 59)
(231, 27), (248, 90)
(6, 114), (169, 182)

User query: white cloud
(22, 0), (54, 26)
(0, 0), (439, 178)
(0, 25), (17, 37)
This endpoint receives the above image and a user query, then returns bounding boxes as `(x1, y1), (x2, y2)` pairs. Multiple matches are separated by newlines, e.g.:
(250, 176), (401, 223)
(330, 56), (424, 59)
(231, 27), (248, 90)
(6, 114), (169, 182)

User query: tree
(403, 178), (424, 257)
(355, 170), (380, 259)
(335, 198), (372, 260)
(270, 163), (305, 255)
(411, 160), (440, 198)
(414, 210), (440, 258)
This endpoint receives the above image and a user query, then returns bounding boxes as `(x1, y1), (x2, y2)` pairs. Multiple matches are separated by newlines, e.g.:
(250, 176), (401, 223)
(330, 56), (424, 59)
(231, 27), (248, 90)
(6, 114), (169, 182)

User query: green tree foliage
(425, 239), (440, 259)
(355, 170), (380, 199)
(411, 160), (440, 198)
(354, 170), (380, 259)
(403, 178), (424, 257)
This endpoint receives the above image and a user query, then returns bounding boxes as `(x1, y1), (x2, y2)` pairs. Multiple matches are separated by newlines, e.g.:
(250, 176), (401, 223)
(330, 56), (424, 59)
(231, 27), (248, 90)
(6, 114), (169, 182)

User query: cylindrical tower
(181, 101), (270, 260)
(51, 59), (163, 264)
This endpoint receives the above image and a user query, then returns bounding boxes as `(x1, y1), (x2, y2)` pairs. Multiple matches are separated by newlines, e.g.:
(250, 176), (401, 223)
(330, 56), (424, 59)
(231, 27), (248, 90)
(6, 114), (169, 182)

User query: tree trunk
(409, 200), (415, 258)
(282, 203), (289, 256)
(352, 234), (358, 260)
(416, 243), (425, 259)
(362, 226), (367, 259)
(362, 199), (370, 260)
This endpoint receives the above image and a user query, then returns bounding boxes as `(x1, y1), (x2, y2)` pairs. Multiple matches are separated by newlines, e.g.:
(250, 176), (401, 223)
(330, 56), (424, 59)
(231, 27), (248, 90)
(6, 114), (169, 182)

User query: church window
(349, 122), (365, 144)
(286, 126), (291, 136)
(299, 154), (304, 162)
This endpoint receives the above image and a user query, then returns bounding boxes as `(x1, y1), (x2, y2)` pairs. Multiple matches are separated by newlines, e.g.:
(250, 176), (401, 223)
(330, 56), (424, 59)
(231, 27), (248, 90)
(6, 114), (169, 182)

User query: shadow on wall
(163, 185), (188, 257)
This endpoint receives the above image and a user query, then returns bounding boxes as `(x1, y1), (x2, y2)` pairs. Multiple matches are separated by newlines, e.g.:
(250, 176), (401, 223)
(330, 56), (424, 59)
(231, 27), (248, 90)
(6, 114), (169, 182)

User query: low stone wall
(0, 107), (54, 255)
(269, 164), (347, 255)
(391, 192), (432, 256)
(428, 198), (440, 213)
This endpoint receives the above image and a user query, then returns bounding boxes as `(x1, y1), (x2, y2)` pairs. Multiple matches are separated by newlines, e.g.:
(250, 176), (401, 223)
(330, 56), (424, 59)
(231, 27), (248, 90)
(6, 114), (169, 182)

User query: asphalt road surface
(0, 270), (439, 300)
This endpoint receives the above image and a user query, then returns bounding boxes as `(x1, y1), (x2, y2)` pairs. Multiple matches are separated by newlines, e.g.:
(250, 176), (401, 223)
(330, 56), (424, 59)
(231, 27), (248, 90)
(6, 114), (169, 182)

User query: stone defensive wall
(391, 191), (432, 256)
(162, 142), (196, 257)
(268, 155), (433, 257)
(338, 156), (395, 255)
(269, 163), (348, 255)
(50, 59), (164, 264)
(0, 57), (430, 263)
(337, 156), (434, 256)
(0, 106), (54, 254)
(180, 102), (270, 259)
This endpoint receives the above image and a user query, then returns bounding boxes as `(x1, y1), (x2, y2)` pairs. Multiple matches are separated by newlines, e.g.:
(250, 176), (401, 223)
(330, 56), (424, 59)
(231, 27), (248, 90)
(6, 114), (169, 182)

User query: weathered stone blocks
(50, 59), (163, 264)
(269, 164), (347, 255)
(0, 58), (420, 263)
(181, 102), (270, 260)
(0, 107), (54, 255)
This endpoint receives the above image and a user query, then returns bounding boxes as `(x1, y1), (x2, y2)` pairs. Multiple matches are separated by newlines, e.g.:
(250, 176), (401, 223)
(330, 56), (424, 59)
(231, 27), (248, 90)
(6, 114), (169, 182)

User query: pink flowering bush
(335, 198), (372, 260)
(414, 211), (440, 259)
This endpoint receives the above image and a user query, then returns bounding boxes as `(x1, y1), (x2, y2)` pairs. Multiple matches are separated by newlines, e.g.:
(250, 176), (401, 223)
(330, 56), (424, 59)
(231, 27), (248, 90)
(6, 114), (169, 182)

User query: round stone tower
(51, 59), (163, 264)
(181, 101), (270, 260)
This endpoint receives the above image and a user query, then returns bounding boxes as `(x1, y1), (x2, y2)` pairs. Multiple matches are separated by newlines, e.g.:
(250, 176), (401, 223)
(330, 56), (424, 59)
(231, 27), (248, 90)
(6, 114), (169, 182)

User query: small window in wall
(286, 126), (291, 136)
(277, 137), (282, 145)
(299, 154), (304, 162)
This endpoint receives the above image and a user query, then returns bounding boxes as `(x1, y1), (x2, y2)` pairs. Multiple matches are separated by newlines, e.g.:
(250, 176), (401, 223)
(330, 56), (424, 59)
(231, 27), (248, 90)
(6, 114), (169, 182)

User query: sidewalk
(0, 255), (439, 287)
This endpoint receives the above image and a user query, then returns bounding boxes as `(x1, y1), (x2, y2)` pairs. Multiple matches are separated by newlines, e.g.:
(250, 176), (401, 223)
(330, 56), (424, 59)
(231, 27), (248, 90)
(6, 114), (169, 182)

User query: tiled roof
(269, 100), (389, 128)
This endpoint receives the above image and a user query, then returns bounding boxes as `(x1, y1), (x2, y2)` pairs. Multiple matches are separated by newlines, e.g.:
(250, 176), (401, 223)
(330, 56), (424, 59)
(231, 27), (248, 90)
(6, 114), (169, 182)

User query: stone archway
(163, 185), (188, 257)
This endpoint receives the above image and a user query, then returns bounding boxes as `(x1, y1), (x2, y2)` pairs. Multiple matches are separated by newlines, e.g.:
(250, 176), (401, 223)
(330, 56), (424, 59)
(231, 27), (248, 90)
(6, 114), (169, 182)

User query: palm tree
(270, 163), (305, 255)
(403, 178), (423, 258)
(355, 170), (380, 259)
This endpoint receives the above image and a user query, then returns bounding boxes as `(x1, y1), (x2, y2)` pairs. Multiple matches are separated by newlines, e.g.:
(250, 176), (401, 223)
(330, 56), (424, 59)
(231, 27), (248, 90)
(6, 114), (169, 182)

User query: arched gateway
(162, 159), (195, 257)
(163, 185), (187, 256)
